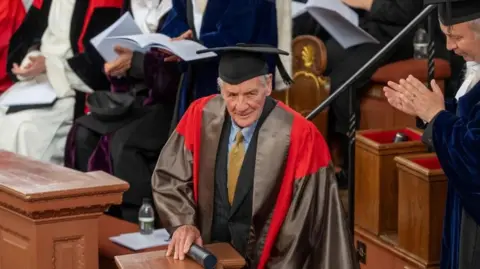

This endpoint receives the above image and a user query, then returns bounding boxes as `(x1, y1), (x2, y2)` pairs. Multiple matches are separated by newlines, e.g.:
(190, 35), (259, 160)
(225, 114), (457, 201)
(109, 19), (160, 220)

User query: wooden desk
(115, 243), (245, 269)
(99, 215), (168, 269)
(99, 215), (245, 269)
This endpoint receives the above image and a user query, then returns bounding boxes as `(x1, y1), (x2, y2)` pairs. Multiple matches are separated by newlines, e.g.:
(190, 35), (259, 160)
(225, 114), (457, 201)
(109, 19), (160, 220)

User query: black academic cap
(424, 0), (480, 26)
(197, 44), (294, 86)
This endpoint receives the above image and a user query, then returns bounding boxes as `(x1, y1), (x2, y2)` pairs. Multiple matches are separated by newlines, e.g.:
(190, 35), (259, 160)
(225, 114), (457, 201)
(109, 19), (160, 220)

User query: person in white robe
(0, 0), (123, 165)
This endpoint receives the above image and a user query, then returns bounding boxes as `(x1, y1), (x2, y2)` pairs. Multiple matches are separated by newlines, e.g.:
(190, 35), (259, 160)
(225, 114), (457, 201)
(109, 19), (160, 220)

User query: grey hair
(469, 18), (480, 37)
(217, 75), (269, 92)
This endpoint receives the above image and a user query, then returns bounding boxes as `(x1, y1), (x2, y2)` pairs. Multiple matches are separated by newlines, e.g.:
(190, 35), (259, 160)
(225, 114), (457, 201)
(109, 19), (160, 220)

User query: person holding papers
(0, 0), (123, 165)
(152, 44), (357, 269)
(321, 0), (423, 186)
(158, 0), (291, 123)
(64, 0), (178, 223)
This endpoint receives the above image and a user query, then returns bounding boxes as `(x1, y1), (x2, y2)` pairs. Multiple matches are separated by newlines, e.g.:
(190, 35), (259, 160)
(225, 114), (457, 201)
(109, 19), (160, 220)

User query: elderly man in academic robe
(383, 0), (480, 268)
(0, 0), (123, 164)
(152, 45), (358, 269)
(159, 0), (292, 125)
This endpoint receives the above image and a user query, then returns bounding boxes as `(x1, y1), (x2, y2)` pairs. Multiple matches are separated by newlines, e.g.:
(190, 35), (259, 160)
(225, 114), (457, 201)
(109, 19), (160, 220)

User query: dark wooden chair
(271, 35), (330, 137)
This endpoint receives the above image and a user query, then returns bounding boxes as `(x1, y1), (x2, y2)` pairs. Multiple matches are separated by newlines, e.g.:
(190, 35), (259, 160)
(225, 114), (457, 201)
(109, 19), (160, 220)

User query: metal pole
(304, 5), (437, 236)
(306, 5), (436, 120)
(347, 86), (356, 233)
(428, 13), (436, 87)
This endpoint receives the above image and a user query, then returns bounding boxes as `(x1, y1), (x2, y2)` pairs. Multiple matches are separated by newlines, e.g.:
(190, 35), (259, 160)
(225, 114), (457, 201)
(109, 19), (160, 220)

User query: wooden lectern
(355, 153), (447, 269)
(395, 153), (447, 267)
(355, 128), (426, 235)
(115, 243), (246, 269)
(0, 151), (129, 269)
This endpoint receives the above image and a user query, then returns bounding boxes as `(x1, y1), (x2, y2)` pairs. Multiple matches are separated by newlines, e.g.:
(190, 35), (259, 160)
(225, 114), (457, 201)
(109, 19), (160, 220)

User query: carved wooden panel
(288, 35), (329, 136)
(0, 228), (30, 269)
(0, 152), (129, 269)
(53, 236), (85, 269)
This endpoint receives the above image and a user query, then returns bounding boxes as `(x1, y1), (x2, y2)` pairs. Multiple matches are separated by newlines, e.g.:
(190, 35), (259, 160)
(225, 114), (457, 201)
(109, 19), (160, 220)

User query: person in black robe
(294, 0), (426, 185)
(64, 0), (179, 223)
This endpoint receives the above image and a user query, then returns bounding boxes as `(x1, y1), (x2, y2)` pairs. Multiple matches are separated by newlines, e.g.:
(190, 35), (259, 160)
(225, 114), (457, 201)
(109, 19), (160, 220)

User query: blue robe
(422, 80), (480, 269)
(159, 0), (278, 118)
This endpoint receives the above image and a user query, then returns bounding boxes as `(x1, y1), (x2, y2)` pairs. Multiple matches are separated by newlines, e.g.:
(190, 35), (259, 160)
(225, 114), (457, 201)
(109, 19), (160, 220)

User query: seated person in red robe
(0, 0), (26, 93)
(151, 44), (358, 268)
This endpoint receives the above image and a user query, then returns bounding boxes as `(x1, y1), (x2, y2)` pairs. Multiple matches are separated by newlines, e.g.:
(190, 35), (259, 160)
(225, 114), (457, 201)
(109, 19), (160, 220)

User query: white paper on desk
(105, 33), (217, 62)
(0, 80), (56, 107)
(109, 229), (170, 251)
(292, 0), (379, 49)
(91, 12), (143, 62)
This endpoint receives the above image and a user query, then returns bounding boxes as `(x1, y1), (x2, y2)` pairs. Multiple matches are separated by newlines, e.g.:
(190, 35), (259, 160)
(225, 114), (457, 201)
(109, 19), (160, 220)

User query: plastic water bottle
(413, 28), (429, 59)
(138, 198), (155, 235)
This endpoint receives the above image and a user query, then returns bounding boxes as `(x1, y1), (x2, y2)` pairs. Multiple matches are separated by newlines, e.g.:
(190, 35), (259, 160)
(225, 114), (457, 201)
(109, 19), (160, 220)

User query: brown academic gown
(152, 95), (357, 269)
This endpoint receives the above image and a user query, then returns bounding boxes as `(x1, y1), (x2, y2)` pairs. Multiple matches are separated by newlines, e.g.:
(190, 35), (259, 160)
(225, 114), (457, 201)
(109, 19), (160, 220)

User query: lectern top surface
(0, 151), (128, 200)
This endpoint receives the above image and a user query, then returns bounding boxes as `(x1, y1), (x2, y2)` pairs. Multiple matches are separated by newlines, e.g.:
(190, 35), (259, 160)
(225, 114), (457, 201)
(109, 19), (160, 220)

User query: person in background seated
(158, 0), (290, 127)
(0, 0), (123, 165)
(0, 0), (28, 93)
(152, 45), (357, 268)
(64, 0), (177, 223)
(383, 0), (480, 267)
(321, 0), (424, 187)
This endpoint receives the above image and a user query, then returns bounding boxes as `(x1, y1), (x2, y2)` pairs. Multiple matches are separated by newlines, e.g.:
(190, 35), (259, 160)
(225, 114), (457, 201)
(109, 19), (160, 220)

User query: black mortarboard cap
(197, 44), (294, 86)
(424, 0), (480, 26)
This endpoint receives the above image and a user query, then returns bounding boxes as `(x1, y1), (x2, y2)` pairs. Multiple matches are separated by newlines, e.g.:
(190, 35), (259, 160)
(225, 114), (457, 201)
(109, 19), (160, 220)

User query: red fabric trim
(78, 0), (123, 53)
(32, 0), (43, 9)
(412, 157), (442, 170)
(361, 128), (421, 144)
(176, 95), (216, 202)
(257, 101), (331, 269)
(0, 0), (26, 92)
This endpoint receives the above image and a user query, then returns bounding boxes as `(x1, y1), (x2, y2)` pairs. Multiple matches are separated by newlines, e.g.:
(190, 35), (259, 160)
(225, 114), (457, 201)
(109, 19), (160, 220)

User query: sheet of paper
(292, 1), (308, 18)
(109, 229), (170, 251)
(308, 7), (379, 49)
(0, 80), (56, 107)
(91, 12), (143, 62)
(106, 33), (218, 62)
(307, 0), (359, 26)
(161, 39), (217, 61)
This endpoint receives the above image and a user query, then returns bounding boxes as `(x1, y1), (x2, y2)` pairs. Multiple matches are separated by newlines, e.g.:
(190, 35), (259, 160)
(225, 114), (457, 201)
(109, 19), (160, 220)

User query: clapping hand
(383, 75), (445, 122)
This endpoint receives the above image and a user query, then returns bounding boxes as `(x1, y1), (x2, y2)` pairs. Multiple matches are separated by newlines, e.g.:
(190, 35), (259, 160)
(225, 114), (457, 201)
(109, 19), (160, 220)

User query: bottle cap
(143, 197), (152, 204)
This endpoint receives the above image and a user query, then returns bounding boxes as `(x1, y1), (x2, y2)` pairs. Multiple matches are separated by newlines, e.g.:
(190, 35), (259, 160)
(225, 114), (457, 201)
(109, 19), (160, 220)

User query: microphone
(186, 244), (218, 269)
(393, 132), (409, 143)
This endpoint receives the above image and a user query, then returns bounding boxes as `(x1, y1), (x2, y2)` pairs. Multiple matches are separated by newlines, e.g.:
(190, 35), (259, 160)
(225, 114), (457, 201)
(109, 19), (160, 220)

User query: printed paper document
(0, 80), (56, 107)
(110, 229), (171, 251)
(292, 0), (379, 49)
(91, 12), (143, 62)
(104, 33), (217, 62)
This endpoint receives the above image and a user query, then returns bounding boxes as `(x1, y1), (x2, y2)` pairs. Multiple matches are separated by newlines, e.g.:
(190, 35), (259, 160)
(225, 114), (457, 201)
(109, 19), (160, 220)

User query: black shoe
(335, 170), (348, 189)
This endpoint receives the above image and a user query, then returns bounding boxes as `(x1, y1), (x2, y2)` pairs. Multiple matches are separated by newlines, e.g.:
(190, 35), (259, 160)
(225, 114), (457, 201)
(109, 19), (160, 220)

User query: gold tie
(228, 131), (245, 205)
